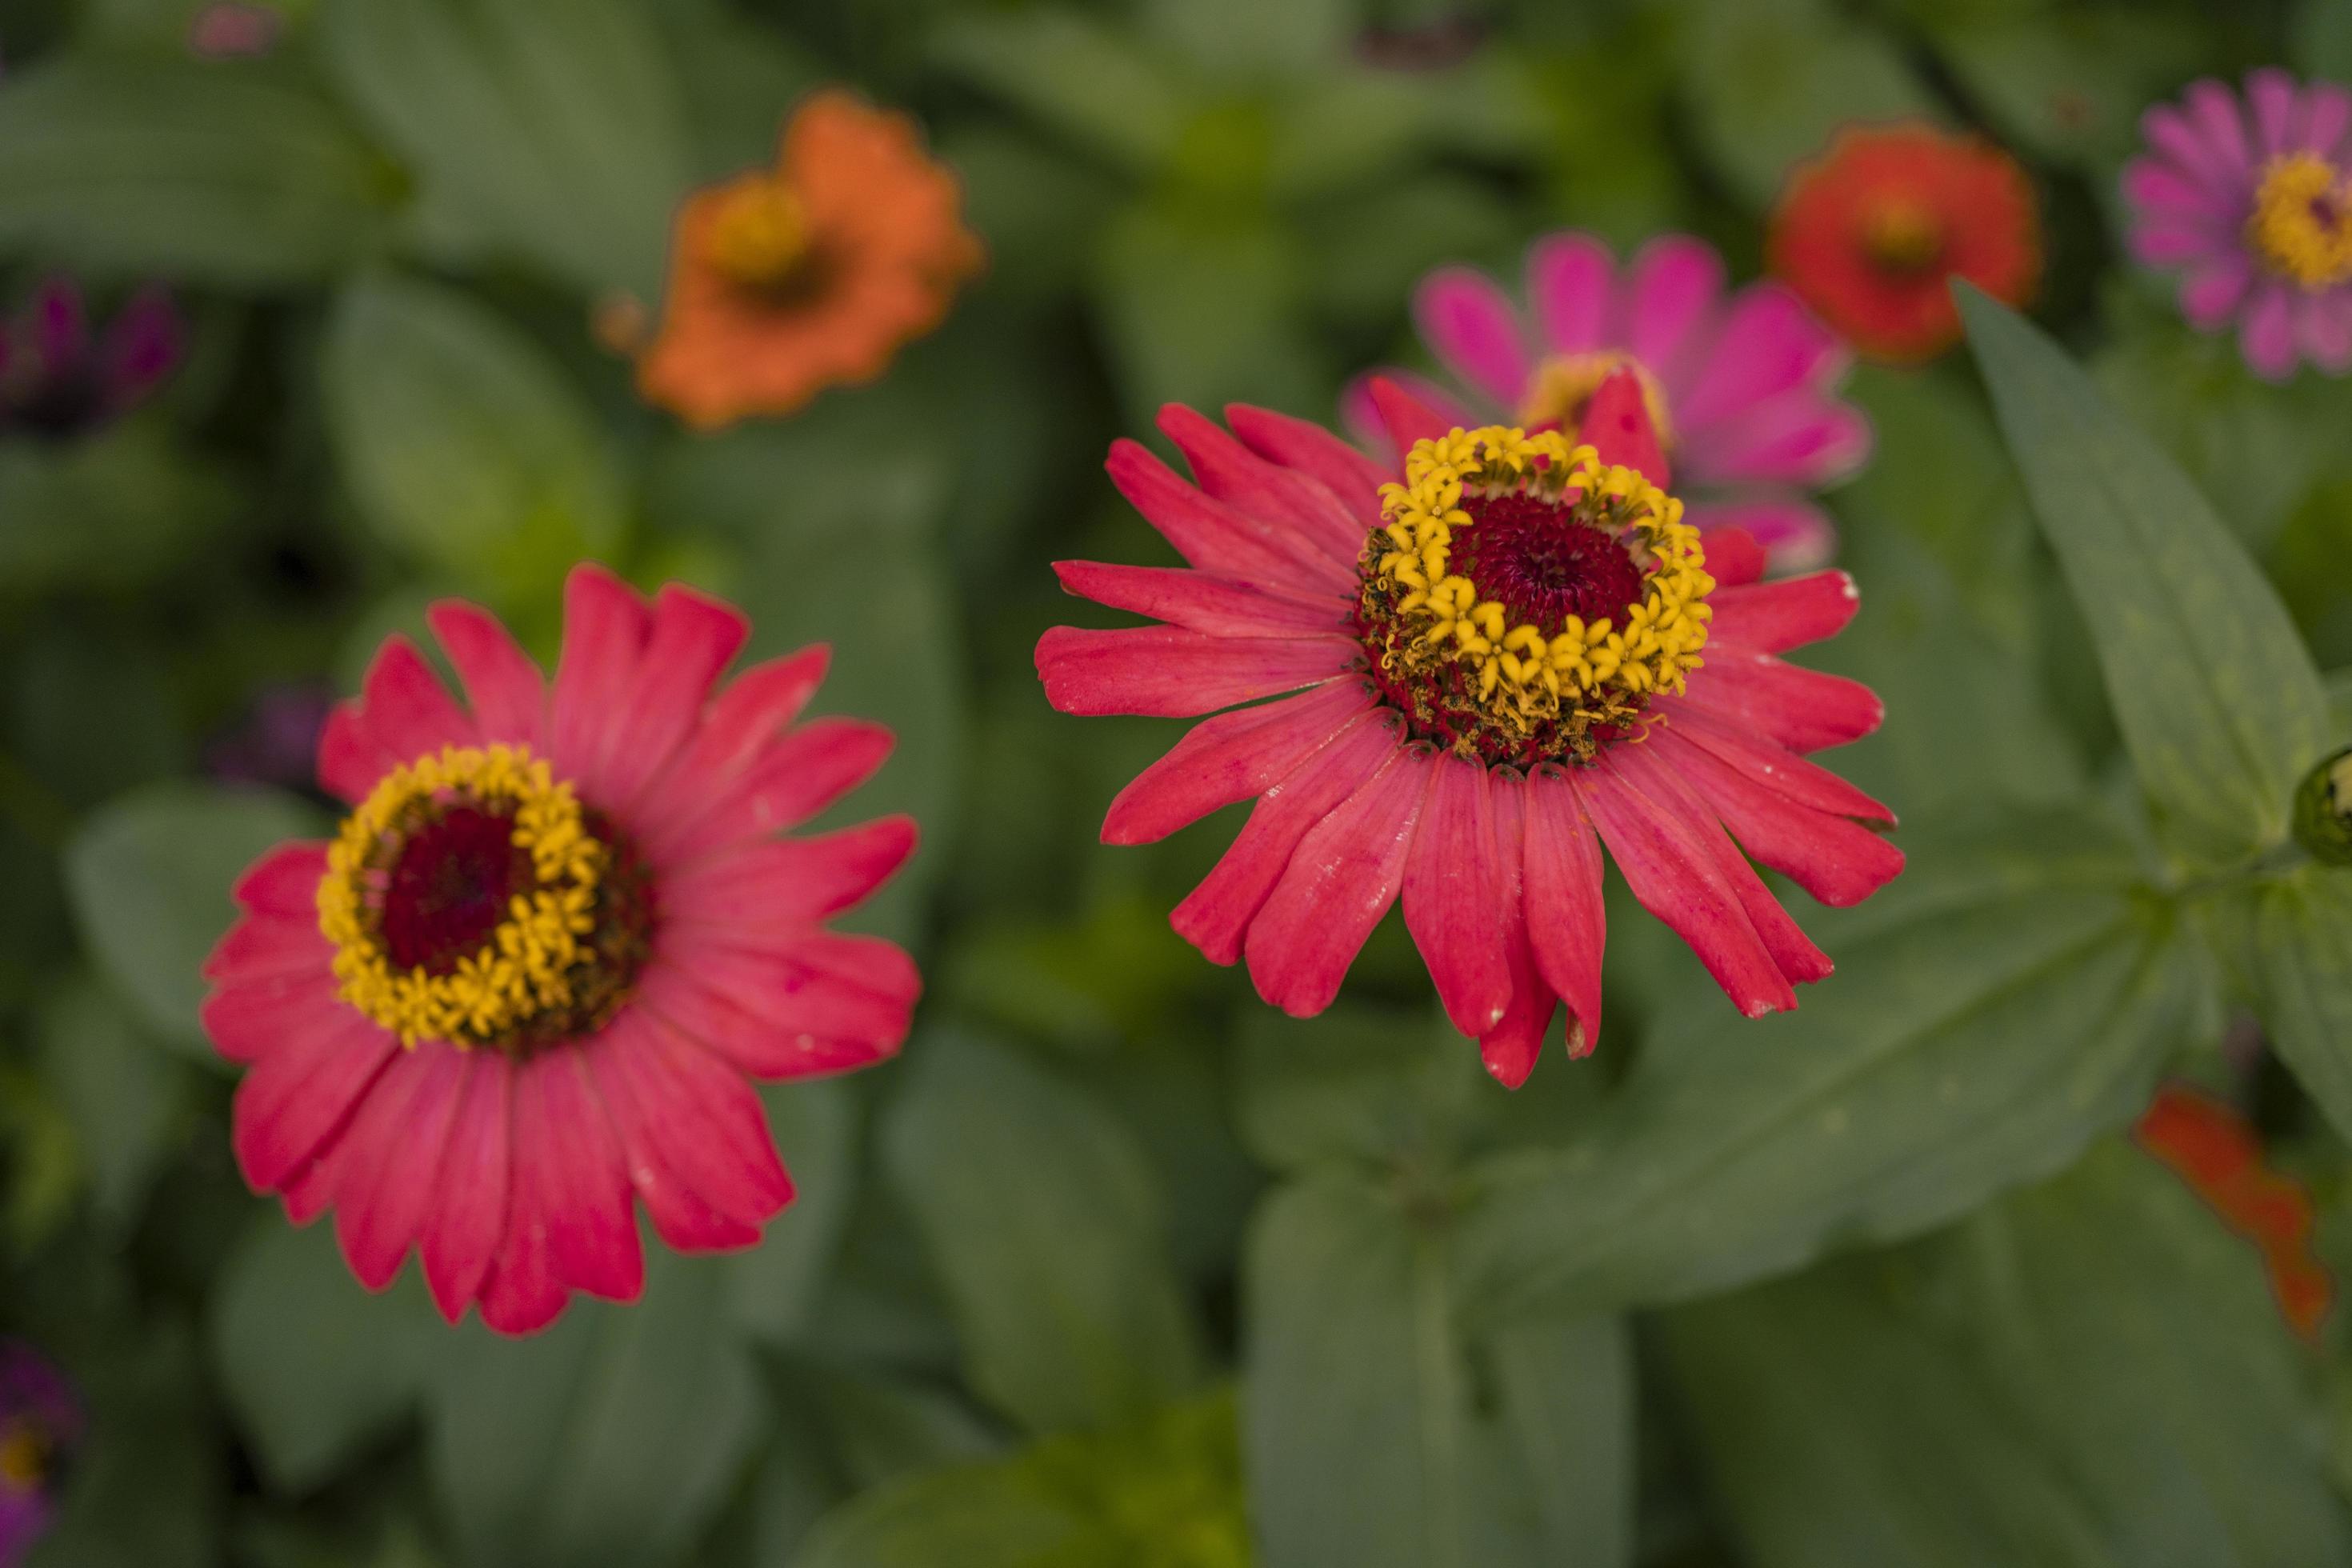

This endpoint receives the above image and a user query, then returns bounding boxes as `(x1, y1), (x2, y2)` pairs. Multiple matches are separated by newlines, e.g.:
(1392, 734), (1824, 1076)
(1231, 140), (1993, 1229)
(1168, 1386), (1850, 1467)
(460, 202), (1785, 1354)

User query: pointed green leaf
(2238, 868), (2352, 1144)
(1958, 286), (2331, 865)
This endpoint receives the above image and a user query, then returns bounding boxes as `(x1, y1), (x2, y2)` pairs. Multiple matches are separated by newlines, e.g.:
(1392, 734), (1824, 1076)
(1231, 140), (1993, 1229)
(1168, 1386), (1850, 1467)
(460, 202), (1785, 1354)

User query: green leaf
(322, 273), (628, 607)
(0, 58), (392, 286)
(2235, 868), (2352, 1145)
(37, 978), (184, 1231)
(209, 1218), (438, 1495)
(1244, 1178), (1631, 1568)
(722, 1078), (859, 1346)
(1662, 1143), (2351, 1566)
(64, 782), (325, 1059)
(426, 1250), (761, 1568)
(1959, 286), (2334, 866)
(1233, 1006), (1483, 1176)
(0, 423), (237, 602)
(27, 1327), (222, 1568)
(1457, 810), (2199, 1320)
(2326, 666), (2351, 735)
(795, 1462), (1082, 1568)
(932, 12), (1191, 177)
(882, 1032), (1204, 1435)
(319, 0), (694, 301)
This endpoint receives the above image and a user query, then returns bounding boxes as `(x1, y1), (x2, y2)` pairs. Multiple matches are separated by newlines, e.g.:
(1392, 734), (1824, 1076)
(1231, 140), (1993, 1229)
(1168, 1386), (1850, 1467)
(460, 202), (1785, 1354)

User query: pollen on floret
(2247, 152), (2352, 290)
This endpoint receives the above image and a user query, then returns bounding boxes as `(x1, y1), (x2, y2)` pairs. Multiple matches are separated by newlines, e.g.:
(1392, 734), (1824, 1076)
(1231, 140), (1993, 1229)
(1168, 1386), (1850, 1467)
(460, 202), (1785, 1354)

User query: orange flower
(2134, 1082), (2334, 1340)
(1766, 122), (2039, 364)
(638, 90), (984, 430)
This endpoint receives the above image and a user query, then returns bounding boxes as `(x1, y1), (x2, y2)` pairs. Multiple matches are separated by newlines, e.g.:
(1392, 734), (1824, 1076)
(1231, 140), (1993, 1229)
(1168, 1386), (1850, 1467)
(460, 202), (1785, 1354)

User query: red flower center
(378, 806), (532, 975)
(1450, 492), (1649, 634)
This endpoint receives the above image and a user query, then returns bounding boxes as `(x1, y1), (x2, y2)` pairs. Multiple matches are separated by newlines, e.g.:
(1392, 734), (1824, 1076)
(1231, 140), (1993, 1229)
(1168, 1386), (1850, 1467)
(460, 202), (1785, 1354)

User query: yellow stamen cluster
(1373, 426), (1712, 740)
(0, 1426), (45, 1487)
(318, 745), (604, 1048)
(1863, 198), (1947, 272)
(706, 175), (812, 288)
(1518, 351), (1674, 449)
(2249, 152), (2352, 289)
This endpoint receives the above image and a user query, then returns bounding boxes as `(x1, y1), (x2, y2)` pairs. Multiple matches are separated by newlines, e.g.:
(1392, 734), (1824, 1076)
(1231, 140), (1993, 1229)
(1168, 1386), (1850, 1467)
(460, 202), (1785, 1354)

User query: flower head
(0, 277), (182, 439)
(1767, 122), (2040, 364)
(638, 90), (984, 430)
(0, 1341), (79, 1567)
(2123, 70), (2352, 380)
(2134, 1083), (2333, 1338)
(201, 565), (921, 1334)
(1352, 233), (1870, 573)
(1036, 376), (1900, 1087)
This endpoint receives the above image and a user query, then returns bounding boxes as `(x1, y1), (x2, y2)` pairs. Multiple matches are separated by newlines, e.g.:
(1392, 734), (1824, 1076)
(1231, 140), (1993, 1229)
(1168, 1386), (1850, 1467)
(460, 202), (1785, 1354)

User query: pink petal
(1225, 402), (1391, 528)
(590, 1014), (793, 1231)
(2241, 280), (2301, 381)
(1582, 367), (1670, 486)
(420, 1054), (512, 1324)
(202, 969), (342, 1065)
(1656, 730), (1904, 907)
(644, 717), (894, 869)
(318, 701), (394, 804)
(230, 842), (330, 919)
(1654, 696), (1894, 824)
(663, 816), (917, 926)
(1243, 746), (1431, 1018)
(2297, 289), (2352, 374)
(1034, 626), (1357, 718)
(202, 911), (330, 989)
(1572, 754), (1794, 1018)
(1050, 560), (1350, 638)
(1413, 266), (1535, 409)
(427, 600), (546, 750)
(1526, 230), (1616, 355)
(2122, 158), (2224, 225)
(1103, 677), (1377, 845)
(1700, 527), (1768, 588)
(1401, 754), (1511, 1038)
(231, 1009), (399, 1191)
(1520, 766), (1606, 1050)
(476, 1136), (566, 1338)
(1478, 771), (1561, 1086)
(550, 564), (653, 792)
(2178, 254), (2255, 332)
(1107, 439), (1355, 594)
(1365, 375), (1459, 458)
(524, 1050), (643, 1303)
(1624, 235), (1726, 387)
(1159, 405), (1367, 568)
(1680, 390), (1873, 488)
(2186, 78), (2254, 180)
(2131, 221), (2226, 267)
(1339, 370), (1477, 463)
(1619, 746), (1833, 987)
(598, 585), (752, 814)
(642, 933), (917, 1079)
(2248, 67), (2298, 158)
(1679, 650), (1885, 754)
(1686, 498), (1839, 576)
(634, 646), (832, 830)
(2141, 102), (2239, 194)
(1710, 570), (1860, 654)
(1671, 283), (1848, 434)
(2298, 82), (2352, 158)
(582, 1017), (765, 1252)
(353, 638), (478, 766)
(1171, 709), (1402, 964)
(333, 1042), (467, 1290)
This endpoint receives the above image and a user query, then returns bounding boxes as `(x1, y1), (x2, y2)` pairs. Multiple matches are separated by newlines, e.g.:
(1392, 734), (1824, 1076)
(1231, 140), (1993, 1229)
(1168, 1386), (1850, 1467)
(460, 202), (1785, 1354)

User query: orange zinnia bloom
(638, 90), (984, 430)
(1766, 122), (2039, 364)
(2134, 1082), (2334, 1340)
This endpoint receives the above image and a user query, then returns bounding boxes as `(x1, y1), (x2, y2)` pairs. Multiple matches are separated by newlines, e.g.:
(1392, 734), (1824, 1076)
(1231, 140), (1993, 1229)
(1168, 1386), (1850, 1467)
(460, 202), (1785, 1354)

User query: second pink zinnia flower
(1038, 375), (1900, 1089)
(1349, 231), (1870, 573)
(202, 565), (921, 1335)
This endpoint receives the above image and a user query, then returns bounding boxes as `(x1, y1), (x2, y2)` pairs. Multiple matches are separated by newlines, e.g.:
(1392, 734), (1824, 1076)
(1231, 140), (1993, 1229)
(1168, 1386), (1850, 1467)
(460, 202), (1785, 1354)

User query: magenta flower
(0, 1341), (79, 1567)
(2124, 69), (2352, 380)
(0, 277), (182, 439)
(1348, 233), (1870, 573)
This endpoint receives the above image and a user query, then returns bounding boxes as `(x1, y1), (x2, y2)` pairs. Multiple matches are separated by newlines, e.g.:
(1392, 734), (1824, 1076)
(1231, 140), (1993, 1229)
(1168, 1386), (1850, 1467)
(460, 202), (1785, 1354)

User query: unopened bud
(2293, 744), (2352, 866)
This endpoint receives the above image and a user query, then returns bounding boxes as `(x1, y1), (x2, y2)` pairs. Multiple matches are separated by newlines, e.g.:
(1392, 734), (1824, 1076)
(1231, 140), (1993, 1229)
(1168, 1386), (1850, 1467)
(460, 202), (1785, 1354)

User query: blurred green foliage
(2, 0), (2351, 1565)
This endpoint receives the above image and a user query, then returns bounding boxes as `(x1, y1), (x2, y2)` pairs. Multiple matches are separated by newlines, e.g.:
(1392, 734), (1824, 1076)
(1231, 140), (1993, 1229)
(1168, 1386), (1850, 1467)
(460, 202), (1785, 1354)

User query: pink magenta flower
(1036, 374), (1901, 1088)
(202, 565), (920, 1335)
(1347, 232), (1869, 574)
(2124, 69), (2352, 379)
(0, 1340), (78, 1568)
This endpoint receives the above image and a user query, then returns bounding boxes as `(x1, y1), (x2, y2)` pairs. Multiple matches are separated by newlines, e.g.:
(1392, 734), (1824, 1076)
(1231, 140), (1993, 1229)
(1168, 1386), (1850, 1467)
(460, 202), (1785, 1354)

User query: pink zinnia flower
(202, 565), (920, 1335)
(1348, 232), (1869, 574)
(2124, 69), (2352, 380)
(1036, 373), (1901, 1088)
(0, 1342), (78, 1568)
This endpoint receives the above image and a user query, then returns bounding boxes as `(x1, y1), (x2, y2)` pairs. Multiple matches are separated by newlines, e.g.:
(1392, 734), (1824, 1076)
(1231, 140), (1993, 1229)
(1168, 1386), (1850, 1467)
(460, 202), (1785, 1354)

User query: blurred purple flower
(1355, 15), (1487, 71)
(188, 3), (282, 59)
(0, 1341), (80, 1567)
(0, 277), (182, 440)
(205, 682), (335, 793)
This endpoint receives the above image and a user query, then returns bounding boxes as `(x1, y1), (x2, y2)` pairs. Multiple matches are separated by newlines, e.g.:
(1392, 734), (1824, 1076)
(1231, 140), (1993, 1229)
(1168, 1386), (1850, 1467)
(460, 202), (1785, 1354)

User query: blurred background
(3, 0), (2352, 1563)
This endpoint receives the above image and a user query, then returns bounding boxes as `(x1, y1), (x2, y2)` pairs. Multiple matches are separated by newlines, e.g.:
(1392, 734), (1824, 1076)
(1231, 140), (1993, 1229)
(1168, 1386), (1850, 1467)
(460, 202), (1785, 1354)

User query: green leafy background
(3, 0), (2352, 1563)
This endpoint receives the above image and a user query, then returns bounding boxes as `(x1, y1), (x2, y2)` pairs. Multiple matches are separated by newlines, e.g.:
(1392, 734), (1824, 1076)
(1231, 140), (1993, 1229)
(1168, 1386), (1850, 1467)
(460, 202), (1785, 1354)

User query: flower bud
(2294, 744), (2352, 866)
